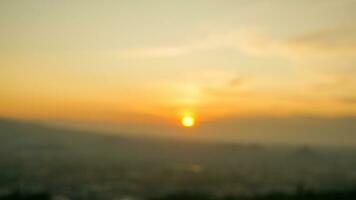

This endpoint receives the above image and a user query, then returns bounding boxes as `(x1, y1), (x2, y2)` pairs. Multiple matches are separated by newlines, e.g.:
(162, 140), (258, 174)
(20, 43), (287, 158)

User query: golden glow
(181, 116), (195, 127)
(0, 1), (355, 128)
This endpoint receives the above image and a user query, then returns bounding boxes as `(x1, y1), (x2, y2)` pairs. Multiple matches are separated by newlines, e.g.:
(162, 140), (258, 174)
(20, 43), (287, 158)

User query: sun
(181, 116), (195, 127)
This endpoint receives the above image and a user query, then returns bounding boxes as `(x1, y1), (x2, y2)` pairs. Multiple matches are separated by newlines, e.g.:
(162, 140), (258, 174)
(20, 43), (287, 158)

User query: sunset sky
(0, 0), (355, 145)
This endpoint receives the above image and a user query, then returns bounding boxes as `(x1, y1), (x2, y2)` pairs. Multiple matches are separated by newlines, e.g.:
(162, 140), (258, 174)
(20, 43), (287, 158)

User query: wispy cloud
(284, 27), (356, 58)
(118, 27), (356, 59)
(117, 33), (233, 58)
(201, 77), (251, 99)
(234, 27), (356, 59)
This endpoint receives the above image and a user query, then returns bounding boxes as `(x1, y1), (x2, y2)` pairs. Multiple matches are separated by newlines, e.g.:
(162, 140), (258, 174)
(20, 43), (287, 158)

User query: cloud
(237, 27), (356, 59)
(118, 46), (194, 58)
(338, 97), (356, 104)
(118, 34), (230, 58)
(228, 78), (245, 87)
(313, 74), (356, 105)
(201, 77), (251, 98)
(284, 27), (356, 58)
(311, 74), (354, 90)
(118, 27), (356, 60)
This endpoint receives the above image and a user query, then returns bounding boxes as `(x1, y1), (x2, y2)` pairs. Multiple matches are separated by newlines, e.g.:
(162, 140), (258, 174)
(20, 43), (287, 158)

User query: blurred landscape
(1, 118), (356, 200)
(1, 0), (356, 199)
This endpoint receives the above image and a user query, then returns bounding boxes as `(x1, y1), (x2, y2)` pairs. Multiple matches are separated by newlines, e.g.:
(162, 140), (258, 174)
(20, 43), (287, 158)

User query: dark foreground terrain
(1, 118), (356, 199)
(2, 189), (356, 200)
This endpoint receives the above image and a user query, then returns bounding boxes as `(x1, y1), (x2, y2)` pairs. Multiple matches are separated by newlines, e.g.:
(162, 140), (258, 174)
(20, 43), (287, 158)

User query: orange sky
(0, 0), (356, 143)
